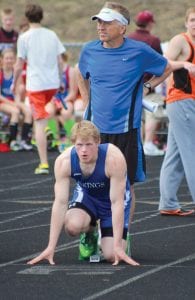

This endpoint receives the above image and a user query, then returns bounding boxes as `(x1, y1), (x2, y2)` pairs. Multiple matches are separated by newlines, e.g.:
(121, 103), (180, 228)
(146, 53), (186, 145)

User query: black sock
(9, 123), (18, 142)
(21, 123), (32, 141)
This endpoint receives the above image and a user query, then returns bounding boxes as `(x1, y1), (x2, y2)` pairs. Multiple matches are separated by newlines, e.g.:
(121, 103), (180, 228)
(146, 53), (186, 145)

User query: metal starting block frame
(89, 253), (104, 263)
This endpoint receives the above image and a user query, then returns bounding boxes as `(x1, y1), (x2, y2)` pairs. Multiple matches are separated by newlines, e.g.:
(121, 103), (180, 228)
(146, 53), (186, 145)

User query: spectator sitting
(0, 8), (18, 53)
(0, 48), (33, 151)
(46, 53), (77, 152)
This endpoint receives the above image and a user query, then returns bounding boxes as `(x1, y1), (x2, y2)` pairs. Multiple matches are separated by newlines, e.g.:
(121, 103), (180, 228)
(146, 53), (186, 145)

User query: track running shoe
(34, 163), (49, 175)
(20, 140), (33, 151)
(10, 140), (21, 151)
(79, 230), (98, 260)
(160, 208), (195, 216)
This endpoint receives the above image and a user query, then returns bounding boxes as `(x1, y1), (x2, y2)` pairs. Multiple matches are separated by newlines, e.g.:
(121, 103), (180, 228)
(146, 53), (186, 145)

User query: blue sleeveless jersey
(70, 143), (131, 229)
(1, 72), (14, 100)
(79, 37), (167, 133)
(71, 143), (110, 199)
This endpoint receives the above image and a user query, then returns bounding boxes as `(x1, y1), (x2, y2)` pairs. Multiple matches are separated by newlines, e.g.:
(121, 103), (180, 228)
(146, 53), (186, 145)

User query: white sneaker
(10, 140), (22, 151)
(144, 142), (164, 156)
(20, 140), (33, 151)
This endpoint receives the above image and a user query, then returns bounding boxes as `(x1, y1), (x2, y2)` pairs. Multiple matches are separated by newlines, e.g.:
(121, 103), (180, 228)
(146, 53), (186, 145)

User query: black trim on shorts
(86, 88), (92, 120)
(68, 202), (97, 226)
(101, 227), (128, 240)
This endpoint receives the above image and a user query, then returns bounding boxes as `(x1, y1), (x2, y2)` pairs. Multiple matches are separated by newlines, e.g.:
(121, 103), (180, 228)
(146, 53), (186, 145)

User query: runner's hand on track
(27, 247), (55, 265)
(112, 247), (140, 266)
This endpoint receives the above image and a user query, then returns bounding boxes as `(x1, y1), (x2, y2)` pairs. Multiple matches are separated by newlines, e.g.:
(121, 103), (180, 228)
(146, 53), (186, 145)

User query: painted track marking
(83, 253), (195, 300)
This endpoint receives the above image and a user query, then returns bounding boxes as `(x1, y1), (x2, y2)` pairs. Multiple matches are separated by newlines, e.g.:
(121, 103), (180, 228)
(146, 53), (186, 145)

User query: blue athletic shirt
(79, 37), (167, 133)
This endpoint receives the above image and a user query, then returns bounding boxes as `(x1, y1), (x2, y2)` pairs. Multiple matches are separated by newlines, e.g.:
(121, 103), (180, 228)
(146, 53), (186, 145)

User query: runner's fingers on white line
(27, 248), (55, 265)
(113, 254), (140, 266)
(124, 255), (140, 266)
(112, 249), (140, 266)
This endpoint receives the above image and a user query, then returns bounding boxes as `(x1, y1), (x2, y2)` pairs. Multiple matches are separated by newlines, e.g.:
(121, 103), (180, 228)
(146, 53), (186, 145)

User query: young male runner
(28, 120), (139, 266)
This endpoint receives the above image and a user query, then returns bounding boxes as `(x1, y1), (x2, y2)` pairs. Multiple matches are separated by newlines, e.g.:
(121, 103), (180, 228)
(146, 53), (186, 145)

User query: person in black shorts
(77, 2), (172, 228)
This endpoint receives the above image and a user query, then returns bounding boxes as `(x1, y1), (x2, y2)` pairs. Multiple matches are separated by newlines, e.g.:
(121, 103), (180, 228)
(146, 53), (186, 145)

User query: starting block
(90, 254), (101, 263)
(90, 253), (105, 263)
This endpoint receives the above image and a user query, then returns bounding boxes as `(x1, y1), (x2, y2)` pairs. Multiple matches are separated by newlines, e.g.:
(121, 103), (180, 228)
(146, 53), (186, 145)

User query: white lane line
(1, 194), (52, 202)
(134, 209), (159, 214)
(0, 179), (34, 183)
(132, 222), (195, 236)
(135, 200), (192, 205)
(0, 153), (57, 171)
(0, 223), (49, 234)
(7, 200), (52, 204)
(0, 208), (50, 225)
(0, 240), (79, 268)
(0, 208), (41, 215)
(134, 193), (192, 200)
(135, 181), (188, 190)
(18, 265), (123, 275)
(66, 272), (112, 275)
(83, 252), (195, 300)
(132, 212), (159, 224)
(0, 159), (39, 171)
(0, 177), (52, 193)
(1, 218), (194, 236)
(135, 177), (160, 185)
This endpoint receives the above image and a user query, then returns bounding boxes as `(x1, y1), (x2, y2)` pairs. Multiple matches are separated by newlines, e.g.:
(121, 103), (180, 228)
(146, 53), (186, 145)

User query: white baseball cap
(91, 8), (129, 25)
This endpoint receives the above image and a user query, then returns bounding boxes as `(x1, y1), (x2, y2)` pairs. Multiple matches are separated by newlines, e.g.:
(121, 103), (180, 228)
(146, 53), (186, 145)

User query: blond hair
(104, 2), (130, 24)
(70, 121), (100, 144)
(1, 47), (16, 58)
(185, 7), (195, 21)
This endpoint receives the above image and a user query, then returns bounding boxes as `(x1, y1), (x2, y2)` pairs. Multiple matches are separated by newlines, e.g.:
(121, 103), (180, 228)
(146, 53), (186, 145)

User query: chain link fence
(64, 42), (84, 65)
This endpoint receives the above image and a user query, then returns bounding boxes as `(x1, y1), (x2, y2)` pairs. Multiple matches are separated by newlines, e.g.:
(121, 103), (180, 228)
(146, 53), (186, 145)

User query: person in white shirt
(12, 4), (65, 174)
